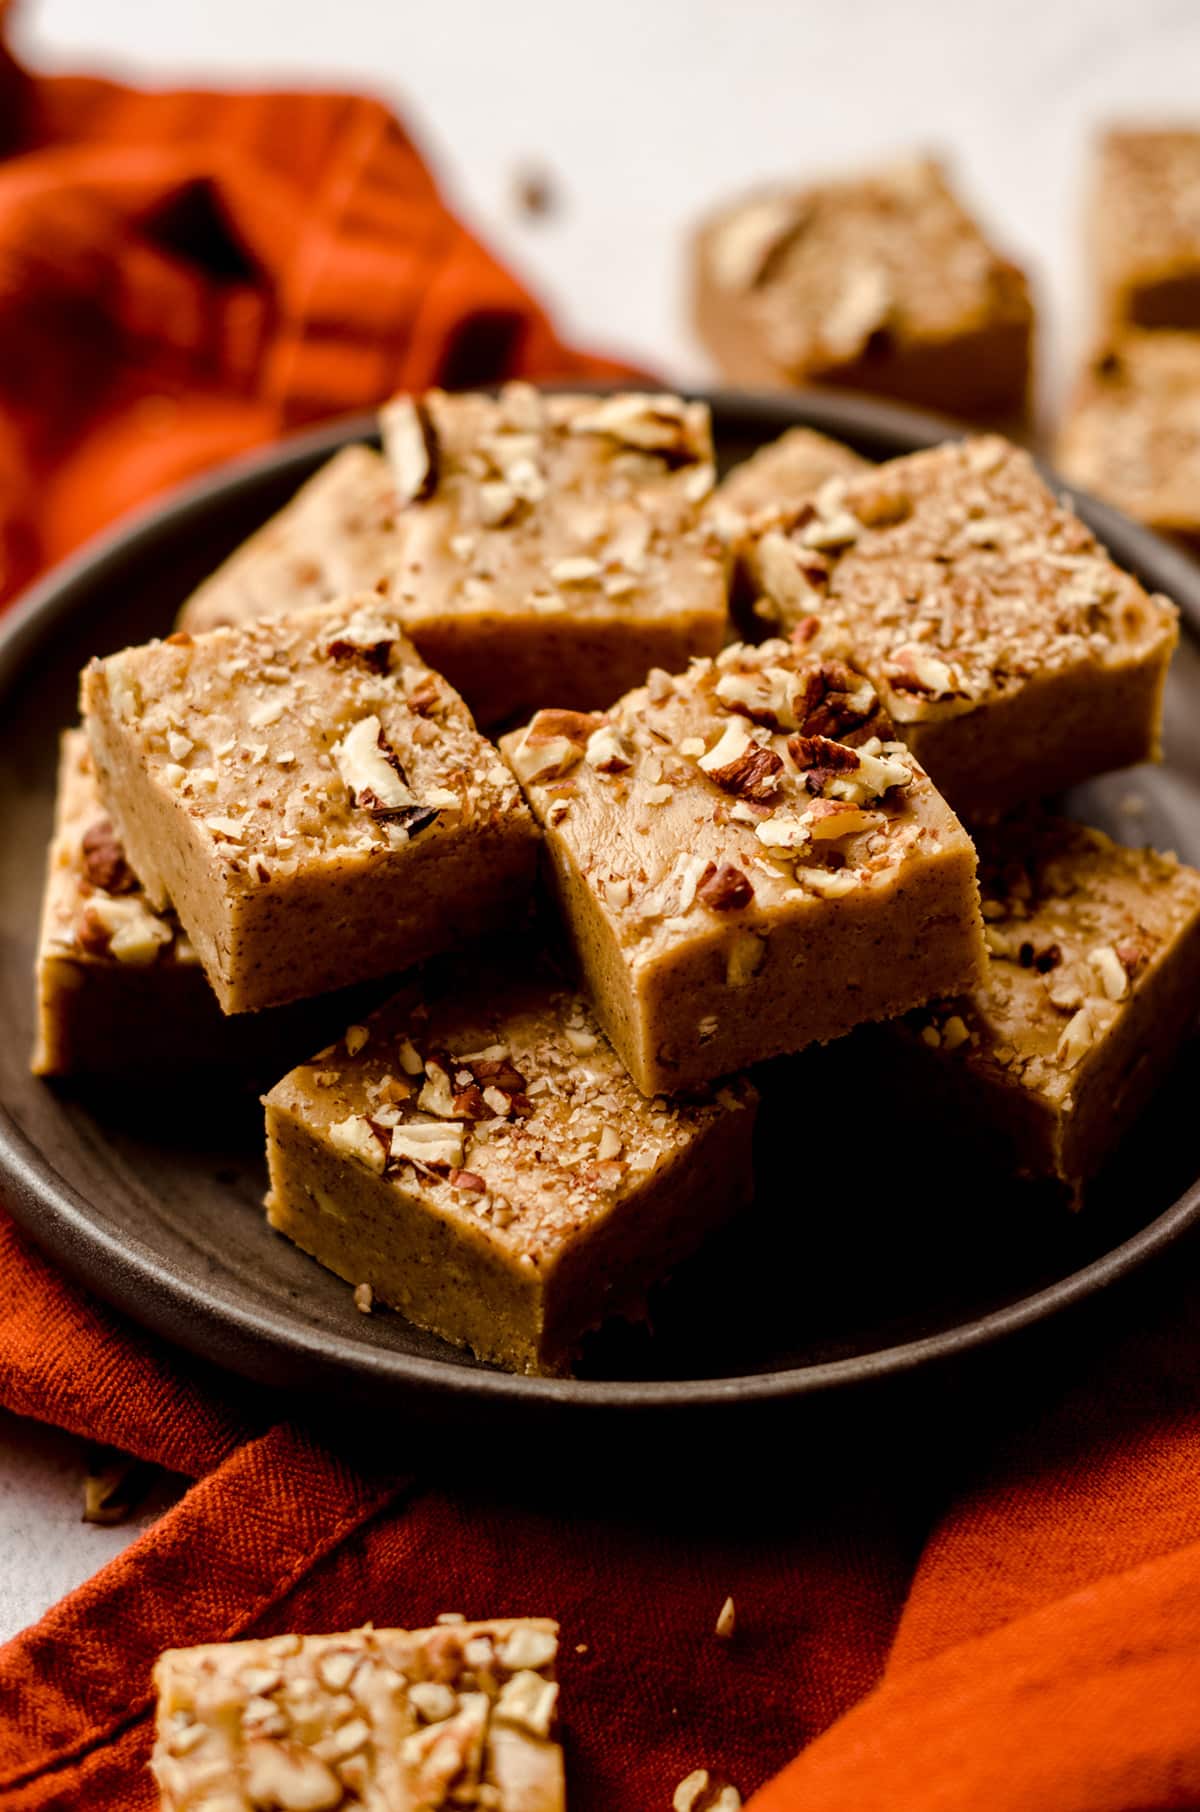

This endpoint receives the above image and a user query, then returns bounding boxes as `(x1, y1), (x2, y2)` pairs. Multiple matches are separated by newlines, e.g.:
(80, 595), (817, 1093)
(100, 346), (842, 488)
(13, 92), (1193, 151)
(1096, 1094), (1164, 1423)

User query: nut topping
(243, 1738), (343, 1811)
(324, 608), (396, 674)
(508, 709), (600, 785)
(390, 1120), (466, 1172)
(328, 1115), (388, 1174)
(698, 721), (783, 803)
(585, 723), (632, 773)
(383, 394), (439, 505)
(697, 864), (754, 911)
(80, 817), (137, 894)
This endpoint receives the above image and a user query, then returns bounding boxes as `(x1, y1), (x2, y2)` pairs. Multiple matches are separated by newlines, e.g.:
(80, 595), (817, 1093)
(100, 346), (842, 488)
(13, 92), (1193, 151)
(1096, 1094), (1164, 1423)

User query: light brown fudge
(32, 731), (219, 1075)
(499, 640), (986, 1096)
(264, 966), (757, 1374)
(375, 384), (728, 726)
(1057, 335), (1200, 540)
(706, 426), (871, 547)
(886, 817), (1200, 1201)
(179, 445), (400, 635)
(80, 598), (539, 1014)
(153, 1619), (564, 1811)
(744, 436), (1179, 822)
(691, 156), (1033, 418)
(1089, 128), (1200, 330)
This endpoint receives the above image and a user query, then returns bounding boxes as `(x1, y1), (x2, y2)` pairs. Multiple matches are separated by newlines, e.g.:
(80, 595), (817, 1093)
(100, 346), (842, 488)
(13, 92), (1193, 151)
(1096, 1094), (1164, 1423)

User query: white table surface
(5, 0), (1200, 1644)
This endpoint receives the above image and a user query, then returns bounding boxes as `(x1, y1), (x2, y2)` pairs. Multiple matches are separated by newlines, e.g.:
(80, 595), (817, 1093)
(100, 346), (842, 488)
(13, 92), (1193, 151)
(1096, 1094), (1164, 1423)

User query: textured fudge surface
(1092, 128), (1200, 324)
(80, 597), (537, 1010)
(380, 384), (720, 621)
(179, 445), (401, 634)
(895, 817), (1200, 1193)
(500, 638), (985, 1091)
(265, 966), (756, 1372)
(370, 383), (727, 723)
(1058, 335), (1200, 535)
(694, 156), (1031, 383)
(707, 426), (871, 543)
(153, 1618), (563, 1811)
(748, 437), (1176, 721)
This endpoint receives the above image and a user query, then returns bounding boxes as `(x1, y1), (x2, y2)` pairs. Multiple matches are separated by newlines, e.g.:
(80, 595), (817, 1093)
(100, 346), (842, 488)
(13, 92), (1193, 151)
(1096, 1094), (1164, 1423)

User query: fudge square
(744, 436), (1179, 823)
(1089, 128), (1200, 330)
(264, 965), (756, 1374)
(1058, 335), (1200, 541)
(180, 444), (401, 634)
(706, 425), (871, 547)
(33, 731), (221, 1075)
(80, 597), (538, 1014)
(153, 1618), (564, 1811)
(375, 383), (728, 726)
(690, 156), (1033, 418)
(886, 817), (1200, 1201)
(500, 640), (986, 1096)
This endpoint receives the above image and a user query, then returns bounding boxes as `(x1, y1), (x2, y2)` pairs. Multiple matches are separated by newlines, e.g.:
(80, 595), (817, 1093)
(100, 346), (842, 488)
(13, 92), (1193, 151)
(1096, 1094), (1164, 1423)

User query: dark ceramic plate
(3, 389), (1200, 1419)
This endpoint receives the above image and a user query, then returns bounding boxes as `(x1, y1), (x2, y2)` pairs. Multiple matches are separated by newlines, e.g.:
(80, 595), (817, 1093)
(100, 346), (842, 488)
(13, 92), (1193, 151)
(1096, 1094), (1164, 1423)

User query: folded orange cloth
(4, 26), (1200, 1812)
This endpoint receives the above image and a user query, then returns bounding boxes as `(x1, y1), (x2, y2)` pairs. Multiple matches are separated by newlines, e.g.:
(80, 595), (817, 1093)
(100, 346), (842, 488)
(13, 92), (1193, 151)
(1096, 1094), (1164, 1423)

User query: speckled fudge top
(1096, 128), (1200, 278)
(269, 972), (754, 1258)
(81, 597), (531, 887)
(1058, 336), (1200, 532)
(41, 731), (191, 969)
(500, 637), (969, 959)
(910, 818), (1200, 1107)
(705, 426), (870, 544)
(701, 157), (1029, 373)
(153, 1619), (561, 1811)
(180, 445), (402, 635)
(747, 437), (1178, 723)
(378, 383), (724, 621)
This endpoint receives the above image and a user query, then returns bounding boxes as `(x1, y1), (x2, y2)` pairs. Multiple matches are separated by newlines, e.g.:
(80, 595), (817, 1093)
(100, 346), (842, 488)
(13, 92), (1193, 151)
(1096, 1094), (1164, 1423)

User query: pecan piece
(81, 817), (137, 894)
(386, 394), (440, 504)
(787, 733), (861, 794)
(795, 660), (876, 738)
(697, 864), (754, 911)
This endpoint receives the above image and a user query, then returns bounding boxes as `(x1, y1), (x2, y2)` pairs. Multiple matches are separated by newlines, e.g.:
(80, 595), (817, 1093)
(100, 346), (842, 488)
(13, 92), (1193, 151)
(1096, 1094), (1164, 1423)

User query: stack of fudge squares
(1057, 128), (1200, 543)
(36, 381), (1200, 1385)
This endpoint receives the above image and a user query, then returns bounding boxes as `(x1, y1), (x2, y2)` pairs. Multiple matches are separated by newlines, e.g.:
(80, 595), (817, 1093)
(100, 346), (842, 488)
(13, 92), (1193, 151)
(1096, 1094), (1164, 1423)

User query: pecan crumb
(698, 864), (754, 912)
(81, 818), (137, 894)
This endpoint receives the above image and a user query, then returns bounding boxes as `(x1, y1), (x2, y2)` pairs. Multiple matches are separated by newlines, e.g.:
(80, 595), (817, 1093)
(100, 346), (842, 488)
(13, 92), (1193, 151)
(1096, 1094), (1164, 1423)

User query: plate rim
(4, 385), (1200, 1414)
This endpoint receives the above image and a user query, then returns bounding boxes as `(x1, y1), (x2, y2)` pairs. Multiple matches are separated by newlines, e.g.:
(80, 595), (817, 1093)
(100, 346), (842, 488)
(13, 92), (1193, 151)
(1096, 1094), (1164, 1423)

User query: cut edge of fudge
(263, 965), (758, 1374)
(80, 597), (539, 1014)
(500, 639), (987, 1095)
(33, 729), (206, 1075)
(885, 817), (1200, 1200)
(152, 1617), (564, 1811)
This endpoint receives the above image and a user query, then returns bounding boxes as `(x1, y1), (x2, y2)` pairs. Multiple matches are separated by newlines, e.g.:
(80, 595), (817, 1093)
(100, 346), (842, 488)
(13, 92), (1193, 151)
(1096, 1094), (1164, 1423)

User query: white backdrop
(5, 0), (1200, 1634)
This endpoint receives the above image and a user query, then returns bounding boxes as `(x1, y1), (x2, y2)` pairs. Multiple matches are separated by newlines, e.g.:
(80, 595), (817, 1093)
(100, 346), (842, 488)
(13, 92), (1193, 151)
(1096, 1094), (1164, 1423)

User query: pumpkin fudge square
(374, 383), (727, 726)
(887, 817), (1200, 1202)
(744, 436), (1179, 822)
(32, 730), (223, 1076)
(179, 444), (401, 633)
(264, 966), (757, 1374)
(691, 155), (1032, 418)
(80, 597), (538, 1014)
(1057, 335), (1200, 542)
(501, 639), (986, 1096)
(1089, 127), (1200, 330)
(153, 1618), (563, 1811)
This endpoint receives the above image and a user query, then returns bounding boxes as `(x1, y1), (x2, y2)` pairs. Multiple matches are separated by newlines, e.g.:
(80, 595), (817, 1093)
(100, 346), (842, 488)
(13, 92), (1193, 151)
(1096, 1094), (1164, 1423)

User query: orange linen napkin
(3, 22), (1200, 1812)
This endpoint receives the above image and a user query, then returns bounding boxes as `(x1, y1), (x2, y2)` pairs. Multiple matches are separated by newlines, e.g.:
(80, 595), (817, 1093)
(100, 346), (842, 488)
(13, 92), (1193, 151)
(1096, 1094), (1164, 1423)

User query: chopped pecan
(1115, 937), (1148, 977)
(790, 615), (823, 648)
(325, 631), (394, 674)
(709, 743), (782, 802)
(449, 1168), (487, 1193)
(787, 733), (861, 794)
(75, 905), (114, 956)
(81, 817), (137, 894)
(697, 864), (754, 911)
(1034, 943), (1062, 973)
(387, 395), (440, 504)
(795, 660), (876, 738)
